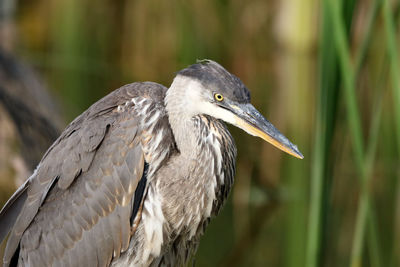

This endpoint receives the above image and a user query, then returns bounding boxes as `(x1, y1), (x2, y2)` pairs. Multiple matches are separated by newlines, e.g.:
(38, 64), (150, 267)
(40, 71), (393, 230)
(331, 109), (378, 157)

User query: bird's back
(0, 82), (177, 266)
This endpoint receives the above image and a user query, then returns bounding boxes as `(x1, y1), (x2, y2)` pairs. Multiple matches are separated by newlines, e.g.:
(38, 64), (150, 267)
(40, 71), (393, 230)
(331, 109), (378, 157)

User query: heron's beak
(228, 103), (303, 159)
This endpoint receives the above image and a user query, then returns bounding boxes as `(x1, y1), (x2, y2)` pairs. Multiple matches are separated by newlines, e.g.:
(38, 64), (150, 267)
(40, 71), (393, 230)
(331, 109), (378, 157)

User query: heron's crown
(177, 59), (251, 104)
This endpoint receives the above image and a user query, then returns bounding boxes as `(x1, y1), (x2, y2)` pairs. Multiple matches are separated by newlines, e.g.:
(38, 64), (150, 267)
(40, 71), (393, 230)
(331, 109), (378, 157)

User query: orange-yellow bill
(228, 103), (303, 159)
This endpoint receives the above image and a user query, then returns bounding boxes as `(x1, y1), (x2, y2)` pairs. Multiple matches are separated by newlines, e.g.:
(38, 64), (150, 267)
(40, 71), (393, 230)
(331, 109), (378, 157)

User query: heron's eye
(214, 93), (224, 102)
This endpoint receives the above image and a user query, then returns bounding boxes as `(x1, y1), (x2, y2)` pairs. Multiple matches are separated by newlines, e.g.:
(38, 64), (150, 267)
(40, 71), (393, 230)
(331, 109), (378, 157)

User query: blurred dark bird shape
(0, 60), (303, 266)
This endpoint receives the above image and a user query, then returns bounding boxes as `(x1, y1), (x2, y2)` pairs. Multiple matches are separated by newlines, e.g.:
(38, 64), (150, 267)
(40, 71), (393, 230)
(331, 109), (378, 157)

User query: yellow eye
(214, 93), (224, 102)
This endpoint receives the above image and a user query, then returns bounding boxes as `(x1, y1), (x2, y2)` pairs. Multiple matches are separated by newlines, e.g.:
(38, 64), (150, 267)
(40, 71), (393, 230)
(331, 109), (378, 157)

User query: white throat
(165, 76), (203, 156)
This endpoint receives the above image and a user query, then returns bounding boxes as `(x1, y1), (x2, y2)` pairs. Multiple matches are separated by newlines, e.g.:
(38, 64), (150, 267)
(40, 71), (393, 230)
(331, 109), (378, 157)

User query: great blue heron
(0, 60), (303, 266)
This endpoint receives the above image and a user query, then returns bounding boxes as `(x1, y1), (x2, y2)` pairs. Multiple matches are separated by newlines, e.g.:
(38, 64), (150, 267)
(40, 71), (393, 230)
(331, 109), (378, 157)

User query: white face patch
(171, 76), (237, 124)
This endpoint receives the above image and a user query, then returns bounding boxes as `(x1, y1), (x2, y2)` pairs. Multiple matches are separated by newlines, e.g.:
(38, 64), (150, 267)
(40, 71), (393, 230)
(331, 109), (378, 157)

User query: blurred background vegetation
(0, 0), (399, 266)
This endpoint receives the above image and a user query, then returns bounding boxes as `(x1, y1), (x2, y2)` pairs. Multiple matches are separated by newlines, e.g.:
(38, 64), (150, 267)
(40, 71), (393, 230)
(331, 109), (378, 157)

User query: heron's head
(167, 59), (303, 159)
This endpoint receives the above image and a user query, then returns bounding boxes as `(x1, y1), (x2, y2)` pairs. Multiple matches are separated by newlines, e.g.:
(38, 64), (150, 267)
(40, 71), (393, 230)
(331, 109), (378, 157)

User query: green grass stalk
(382, 0), (400, 149)
(382, 1), (400, 266)
(354, 0), (383, 76)
(305, 2), (335, 266)
(328, 0), (384, 266)
(306, 1), (382, 266)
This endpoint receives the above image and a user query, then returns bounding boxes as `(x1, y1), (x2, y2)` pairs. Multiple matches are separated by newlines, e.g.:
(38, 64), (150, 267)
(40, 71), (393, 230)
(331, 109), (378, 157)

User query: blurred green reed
(306, 0), (399, 267)
(2, 0), (400, 266)
(383, 0), (400, 266)
(328, 0), (375, 266)
(306, 0), (339, 266)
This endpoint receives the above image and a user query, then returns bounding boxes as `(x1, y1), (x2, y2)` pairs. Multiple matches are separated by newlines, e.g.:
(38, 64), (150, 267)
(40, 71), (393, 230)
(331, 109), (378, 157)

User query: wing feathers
(1, 82), (173, 266)
(118, 205), (132, 253)
(13, 111), (146, 266)
(106, 208), (122, 259)
(0, 179), (28, 243)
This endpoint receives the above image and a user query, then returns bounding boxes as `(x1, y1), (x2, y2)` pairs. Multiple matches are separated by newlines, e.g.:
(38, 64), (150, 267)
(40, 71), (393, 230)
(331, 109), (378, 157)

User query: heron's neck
(165, 78), (202, 157)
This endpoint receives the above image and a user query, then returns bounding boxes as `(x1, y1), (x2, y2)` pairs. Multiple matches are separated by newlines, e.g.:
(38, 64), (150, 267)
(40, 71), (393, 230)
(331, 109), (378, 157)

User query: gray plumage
(0, 60), (303, 267)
